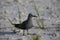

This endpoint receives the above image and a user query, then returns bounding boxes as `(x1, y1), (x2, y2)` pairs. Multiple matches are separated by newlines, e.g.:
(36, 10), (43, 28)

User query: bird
(9, 13), (37, 35)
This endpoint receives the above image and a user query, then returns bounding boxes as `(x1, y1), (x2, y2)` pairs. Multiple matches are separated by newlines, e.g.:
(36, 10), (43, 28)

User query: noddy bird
(12, 13), (37, 35)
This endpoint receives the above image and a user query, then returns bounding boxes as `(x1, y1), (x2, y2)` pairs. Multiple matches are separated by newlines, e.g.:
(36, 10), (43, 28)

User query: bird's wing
(21, 20), (28, 26)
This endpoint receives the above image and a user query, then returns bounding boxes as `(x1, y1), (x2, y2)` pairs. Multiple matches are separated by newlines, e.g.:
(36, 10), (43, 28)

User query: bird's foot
(27, 33), (36, 35)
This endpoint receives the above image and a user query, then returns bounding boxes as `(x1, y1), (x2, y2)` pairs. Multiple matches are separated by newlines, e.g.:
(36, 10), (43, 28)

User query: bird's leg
(27, 29), (29, 35)
(23, 30), (25, 35)
(19, 30), (20, 32)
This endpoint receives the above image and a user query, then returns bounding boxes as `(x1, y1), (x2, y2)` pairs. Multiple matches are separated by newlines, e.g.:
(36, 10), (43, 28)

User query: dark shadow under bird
(11, 13), (37, 35)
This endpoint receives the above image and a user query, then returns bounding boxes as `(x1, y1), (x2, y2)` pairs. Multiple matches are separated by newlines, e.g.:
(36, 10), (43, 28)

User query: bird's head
(28, 13), (37, 18)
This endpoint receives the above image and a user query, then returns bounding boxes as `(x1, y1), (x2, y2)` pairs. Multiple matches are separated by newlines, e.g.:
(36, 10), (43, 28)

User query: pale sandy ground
(0, 0), (60, 40)
(0, 28), (60, 40)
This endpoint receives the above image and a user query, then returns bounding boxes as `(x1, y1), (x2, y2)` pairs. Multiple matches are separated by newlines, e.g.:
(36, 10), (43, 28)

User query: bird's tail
(13, 24), (22, 29)
(7, 18), (22, 29)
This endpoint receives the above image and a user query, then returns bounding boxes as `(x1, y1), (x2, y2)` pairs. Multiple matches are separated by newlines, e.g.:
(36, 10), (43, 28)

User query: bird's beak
(33, 15), (37, 17)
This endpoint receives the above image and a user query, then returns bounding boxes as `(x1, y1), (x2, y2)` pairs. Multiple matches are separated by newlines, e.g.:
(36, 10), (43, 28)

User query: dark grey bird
(9, 13), (37, 35)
